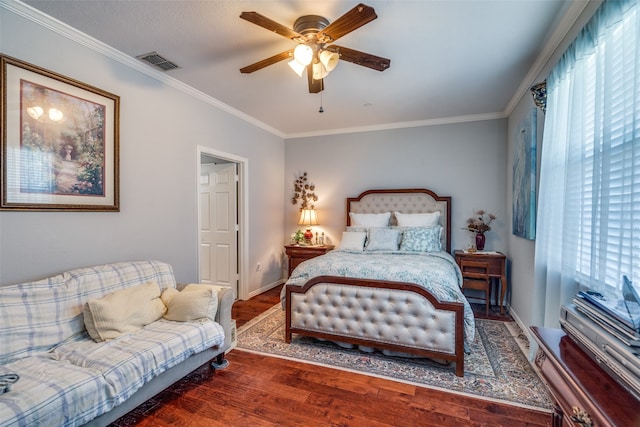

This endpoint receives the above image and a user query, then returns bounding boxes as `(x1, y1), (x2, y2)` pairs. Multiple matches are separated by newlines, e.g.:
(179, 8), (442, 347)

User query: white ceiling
(22, 0), (581, 138)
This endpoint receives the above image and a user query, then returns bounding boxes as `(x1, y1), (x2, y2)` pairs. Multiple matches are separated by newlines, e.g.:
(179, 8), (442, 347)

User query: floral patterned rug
(236, 305), (553, 411)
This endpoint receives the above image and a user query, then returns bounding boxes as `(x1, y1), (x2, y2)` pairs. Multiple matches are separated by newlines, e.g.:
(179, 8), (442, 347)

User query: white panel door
(200, 163), (238, 298)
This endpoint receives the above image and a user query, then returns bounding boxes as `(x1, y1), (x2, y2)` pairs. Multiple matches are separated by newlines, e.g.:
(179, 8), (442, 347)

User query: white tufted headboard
(346, 188), (452, 253)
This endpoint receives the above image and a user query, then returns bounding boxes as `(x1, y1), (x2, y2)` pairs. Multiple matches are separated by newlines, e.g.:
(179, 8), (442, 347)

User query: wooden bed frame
(285, 188), (466, 377)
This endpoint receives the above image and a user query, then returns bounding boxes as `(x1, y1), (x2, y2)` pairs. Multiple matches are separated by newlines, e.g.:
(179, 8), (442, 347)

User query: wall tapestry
(0, 55), (119, 211)
(512, 108), (537, 240)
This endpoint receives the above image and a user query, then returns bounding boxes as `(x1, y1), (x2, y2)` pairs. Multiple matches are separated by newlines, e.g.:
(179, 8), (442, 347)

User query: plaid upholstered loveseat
(0, 261), (233, 426)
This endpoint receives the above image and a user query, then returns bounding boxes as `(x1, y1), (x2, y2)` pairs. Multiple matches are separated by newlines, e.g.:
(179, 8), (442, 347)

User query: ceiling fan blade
(240, 12), (306, 42)
(307, 65), (323, 93)
(318, 3), (377, 43)
(328, 45), (390, 72)
(240, 49), (294, 73)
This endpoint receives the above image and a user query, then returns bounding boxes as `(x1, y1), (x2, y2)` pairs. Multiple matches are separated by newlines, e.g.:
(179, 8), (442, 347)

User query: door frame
(196, 146), (248, 300)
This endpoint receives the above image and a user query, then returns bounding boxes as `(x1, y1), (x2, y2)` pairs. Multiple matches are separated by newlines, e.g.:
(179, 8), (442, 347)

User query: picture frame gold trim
(1, 55), (119, 211)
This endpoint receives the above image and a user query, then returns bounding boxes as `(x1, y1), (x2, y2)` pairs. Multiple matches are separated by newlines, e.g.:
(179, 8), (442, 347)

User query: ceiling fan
(239, 3), (391, 93)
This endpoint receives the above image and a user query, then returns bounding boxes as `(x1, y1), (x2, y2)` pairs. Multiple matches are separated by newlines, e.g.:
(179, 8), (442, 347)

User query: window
(535, 0), (640, 325)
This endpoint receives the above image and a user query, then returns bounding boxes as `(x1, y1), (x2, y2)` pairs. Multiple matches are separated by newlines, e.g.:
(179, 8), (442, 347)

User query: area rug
(236, 304), (553, 412)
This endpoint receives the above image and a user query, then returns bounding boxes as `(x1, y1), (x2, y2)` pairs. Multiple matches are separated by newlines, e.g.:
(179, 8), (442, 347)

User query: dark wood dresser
(530, 326), (640, 427)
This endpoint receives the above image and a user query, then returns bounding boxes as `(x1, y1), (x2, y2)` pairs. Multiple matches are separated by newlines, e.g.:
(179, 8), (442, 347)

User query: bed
(282, 188), (474, 377)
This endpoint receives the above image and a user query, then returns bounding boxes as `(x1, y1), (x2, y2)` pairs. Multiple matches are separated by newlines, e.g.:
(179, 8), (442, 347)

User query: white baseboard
(246, 279), (285, 300)
(509, 308), (537, 361)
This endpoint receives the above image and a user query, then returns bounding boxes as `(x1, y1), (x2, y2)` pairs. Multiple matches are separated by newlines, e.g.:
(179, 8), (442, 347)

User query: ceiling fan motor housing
(293, 15), (330, 40)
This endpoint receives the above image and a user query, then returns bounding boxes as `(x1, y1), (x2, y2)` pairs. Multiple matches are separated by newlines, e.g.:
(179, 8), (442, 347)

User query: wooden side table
(530, 326), (640, 427)
(454, 250), (507, 314)
(284, 245), (334, 276)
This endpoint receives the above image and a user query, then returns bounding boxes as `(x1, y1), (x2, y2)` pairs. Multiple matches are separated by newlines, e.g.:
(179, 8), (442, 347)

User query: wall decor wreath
(291, 172), (318, 211)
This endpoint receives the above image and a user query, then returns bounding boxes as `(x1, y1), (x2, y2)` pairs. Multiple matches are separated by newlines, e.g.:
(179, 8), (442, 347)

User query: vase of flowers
(475, 232), (486, 251)
(463, 210), (496, 251)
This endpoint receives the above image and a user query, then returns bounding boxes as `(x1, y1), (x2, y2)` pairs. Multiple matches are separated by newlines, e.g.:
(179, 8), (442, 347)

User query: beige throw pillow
(162, 284), (218, 322)
(83, 281), (166, 342)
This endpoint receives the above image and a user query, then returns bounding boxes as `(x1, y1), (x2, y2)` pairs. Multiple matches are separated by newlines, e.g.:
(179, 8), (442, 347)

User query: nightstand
(284, 245), (334, 276)
(454, 250), (507, 314)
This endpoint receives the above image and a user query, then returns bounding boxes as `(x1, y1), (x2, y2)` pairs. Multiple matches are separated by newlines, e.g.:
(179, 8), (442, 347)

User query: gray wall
(284, 119), (508, 255)
(0, 4), (285, 296)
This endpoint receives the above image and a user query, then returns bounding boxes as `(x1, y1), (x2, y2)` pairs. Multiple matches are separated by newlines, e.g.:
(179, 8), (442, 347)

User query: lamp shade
(288, 59), (306, 77)
(319, 50), (339, 72)
(298, 209), (319, 226)
(312, 62), (328, 80)
(293, 44), (313, 66)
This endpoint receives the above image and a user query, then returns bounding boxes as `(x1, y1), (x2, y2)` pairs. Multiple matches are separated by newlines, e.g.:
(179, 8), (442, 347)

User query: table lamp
(298, 209), (318, 245)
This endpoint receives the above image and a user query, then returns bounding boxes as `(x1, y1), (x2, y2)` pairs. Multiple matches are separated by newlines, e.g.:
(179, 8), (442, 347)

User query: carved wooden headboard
(346, 188), (452, 253)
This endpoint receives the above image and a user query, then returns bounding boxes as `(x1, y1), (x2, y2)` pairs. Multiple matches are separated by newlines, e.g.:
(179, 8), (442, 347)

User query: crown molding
(3, 0), (591, 140)
(1, 0), (286, 139)
(284, 112), (506, 140)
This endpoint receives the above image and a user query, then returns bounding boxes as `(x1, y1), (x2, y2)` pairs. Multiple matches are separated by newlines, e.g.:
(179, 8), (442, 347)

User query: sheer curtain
(533, 0), (640, 328)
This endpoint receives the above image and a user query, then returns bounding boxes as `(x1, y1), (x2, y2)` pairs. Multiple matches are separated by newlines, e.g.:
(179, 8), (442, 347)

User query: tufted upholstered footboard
(285, 275), (466, 377)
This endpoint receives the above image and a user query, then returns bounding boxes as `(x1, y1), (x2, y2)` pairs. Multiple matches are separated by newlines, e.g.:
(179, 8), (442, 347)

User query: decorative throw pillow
(160, 287), (179, 307)
(395, 211), (440, 227)
(349, 212), (391, 227)
(339, 231), (367, 251)
(163, 284), (218, 322)
(399, 226), (442, 252)
(83, 281), (166, 342)
(365, 228), (402, 251)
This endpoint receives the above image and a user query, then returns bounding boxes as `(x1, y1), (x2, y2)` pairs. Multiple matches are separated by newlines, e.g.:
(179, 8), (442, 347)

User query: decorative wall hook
(530, 80), (547, 113)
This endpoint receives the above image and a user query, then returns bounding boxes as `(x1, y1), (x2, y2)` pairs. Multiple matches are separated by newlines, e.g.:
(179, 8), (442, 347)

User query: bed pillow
(83, 281), (166, 342)
(365, 228), (402, 251)
(399, 226), (442, 252)
(349, 212), (391, 227)
(163, 284), (218, 322)
(345, 226), (368, 232)
(339, 231), (367, 251)
(395, 211), (440, 227)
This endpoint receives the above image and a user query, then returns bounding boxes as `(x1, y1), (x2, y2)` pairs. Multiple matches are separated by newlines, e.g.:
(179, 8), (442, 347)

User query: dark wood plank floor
(112, 285), (551, 427)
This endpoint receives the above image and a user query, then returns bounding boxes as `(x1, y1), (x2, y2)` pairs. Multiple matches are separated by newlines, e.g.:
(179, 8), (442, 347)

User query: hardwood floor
(111, 285), (552, 427)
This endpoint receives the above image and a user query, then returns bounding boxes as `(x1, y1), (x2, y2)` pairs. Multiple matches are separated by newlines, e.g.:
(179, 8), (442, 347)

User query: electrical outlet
(256, 263), (261, 271)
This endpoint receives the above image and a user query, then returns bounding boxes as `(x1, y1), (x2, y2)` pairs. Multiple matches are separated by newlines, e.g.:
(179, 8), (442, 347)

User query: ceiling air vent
(136, 52), (180, 72)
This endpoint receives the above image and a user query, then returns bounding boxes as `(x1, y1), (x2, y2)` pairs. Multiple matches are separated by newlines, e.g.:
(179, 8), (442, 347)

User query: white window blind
(573, 8), (640, 292)
(535, 0), (640, 327)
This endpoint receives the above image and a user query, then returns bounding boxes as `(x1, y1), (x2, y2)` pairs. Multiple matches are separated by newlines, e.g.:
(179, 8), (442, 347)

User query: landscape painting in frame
(512, 108), (536, 240)
(1, 55), (119, 211)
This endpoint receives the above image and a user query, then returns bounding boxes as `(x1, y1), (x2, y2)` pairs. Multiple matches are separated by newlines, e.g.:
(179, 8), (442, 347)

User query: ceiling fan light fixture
(319, 50), (339, 73)
(239, 5), (390, 94)
(288, 59), (306, 77)
(312, 62), (328, 80)
(293, 44), (313, 66)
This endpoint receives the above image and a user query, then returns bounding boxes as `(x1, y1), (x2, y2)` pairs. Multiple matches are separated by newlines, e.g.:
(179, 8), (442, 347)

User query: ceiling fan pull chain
(319, 88), (324, 113)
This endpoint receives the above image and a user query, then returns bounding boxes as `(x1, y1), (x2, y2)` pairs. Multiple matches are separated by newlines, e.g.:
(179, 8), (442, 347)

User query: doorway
(197, 147), (248, 300)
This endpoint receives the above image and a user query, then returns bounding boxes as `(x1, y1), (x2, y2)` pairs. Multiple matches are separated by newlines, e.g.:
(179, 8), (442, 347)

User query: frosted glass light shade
(288, 59), (306, 77)
(319, 50), (339, 72)
(293, 44), (313, 66)
(312, 62), (328, 80)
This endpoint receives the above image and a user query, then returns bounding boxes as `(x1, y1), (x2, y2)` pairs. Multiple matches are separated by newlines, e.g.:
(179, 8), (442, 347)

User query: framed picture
(1, 55), (119, 211)
(512, 108), (537, 240)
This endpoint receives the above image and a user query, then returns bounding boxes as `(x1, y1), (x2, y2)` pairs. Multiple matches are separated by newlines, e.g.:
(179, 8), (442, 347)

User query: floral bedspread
(282, 249), (475, 344)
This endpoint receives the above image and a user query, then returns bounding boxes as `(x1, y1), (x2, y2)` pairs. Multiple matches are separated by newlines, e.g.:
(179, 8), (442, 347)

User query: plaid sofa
(0, 261), (233, 427)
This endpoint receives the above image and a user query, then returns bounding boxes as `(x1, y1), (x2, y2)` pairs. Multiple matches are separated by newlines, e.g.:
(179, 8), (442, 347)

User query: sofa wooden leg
(211, 353), (229, 370)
